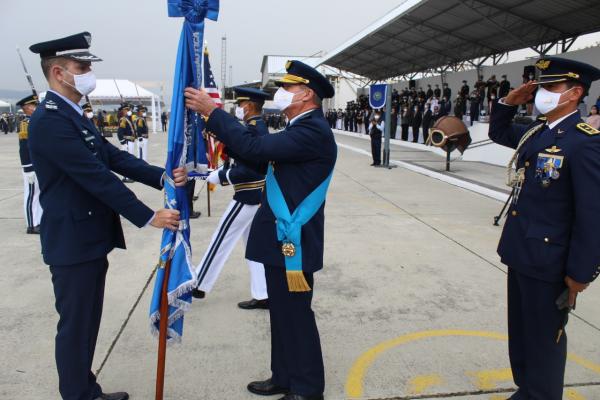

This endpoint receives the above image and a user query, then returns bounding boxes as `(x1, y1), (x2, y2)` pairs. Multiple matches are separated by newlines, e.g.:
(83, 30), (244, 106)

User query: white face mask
(235, 106), (246, 120)
(85, 111), (94, 119)
(273, 87), (304, 111)
(126, 111), (132, 117)
(534, 86), (573, 115)
(62, 68), (96, 96)
(374, 115), (380, 121)
(142, 112), (147, 117)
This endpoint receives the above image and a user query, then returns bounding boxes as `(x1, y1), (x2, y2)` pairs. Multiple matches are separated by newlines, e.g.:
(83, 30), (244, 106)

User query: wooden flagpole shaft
(155, 258), (172, 400)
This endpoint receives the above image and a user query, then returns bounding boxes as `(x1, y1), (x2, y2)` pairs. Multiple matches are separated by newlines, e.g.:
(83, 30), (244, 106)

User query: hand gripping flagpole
(153, 2), (219, 399)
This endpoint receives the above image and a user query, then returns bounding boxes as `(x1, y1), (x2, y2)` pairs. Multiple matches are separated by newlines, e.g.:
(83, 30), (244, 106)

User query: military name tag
(281, 242), (296, 257)
(536, 152), (564, 187)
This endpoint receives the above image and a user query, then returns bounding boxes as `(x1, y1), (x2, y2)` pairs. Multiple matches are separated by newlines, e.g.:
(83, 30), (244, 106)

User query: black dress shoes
(26, 225), (40, 234)
(238, 298), (269, 310)
(189, 211), (202, 219)
(247, 379), (289, 396)
(93, 392), (129, 400)
(192, 288), (206, 299)
(278, 394), (324, 400)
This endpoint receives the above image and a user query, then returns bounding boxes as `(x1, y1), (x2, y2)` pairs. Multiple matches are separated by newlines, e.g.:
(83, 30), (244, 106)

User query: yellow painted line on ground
(466, 368), (513, 391)
(565, 388), (587, 400)
(345, 329), (600, 399)
(488, 395), (508, 400)
(345, 329), (507, 398)
(408, 374), (443, 395)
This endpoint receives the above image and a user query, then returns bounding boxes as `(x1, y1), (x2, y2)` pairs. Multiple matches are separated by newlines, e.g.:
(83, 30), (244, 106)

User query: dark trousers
(411, 125), (420, 142)
(507, 268), (567, 400)
(186, 179), (196, 213)
(401, 124), (409, 141)
(370, 133), (382, 165)
(51, 258), (108, 400)
(265, 266), (324, 396)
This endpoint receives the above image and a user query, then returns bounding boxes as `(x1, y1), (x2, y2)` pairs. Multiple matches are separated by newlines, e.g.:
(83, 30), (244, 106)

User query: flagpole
(207, 185), (211, 216)
(155, 258), (172, 400)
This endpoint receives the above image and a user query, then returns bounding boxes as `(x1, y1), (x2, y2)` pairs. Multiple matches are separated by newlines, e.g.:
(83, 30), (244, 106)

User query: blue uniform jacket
(207, 108), (337, 272)
(489, 103), (600, 283)
(28, 91), (165, 266)
(218, 115), (268, 205)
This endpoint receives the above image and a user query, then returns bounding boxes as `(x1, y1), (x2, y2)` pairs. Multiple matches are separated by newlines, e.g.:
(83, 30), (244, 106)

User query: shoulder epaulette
(576, 122), (600, 136)
(536, 115), (547, 122)
(119, 118), (127, 128)
(249, 120), (257, 126)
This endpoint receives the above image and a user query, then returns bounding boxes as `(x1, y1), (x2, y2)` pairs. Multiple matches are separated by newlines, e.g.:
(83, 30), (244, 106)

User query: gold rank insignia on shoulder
(545, 145), (562, 153)
(249, 120), (257, 126)
(536, 59), (551, 70)
(536, 115), (547, 122)
(576, 122), (600, 136)
(286, 60), (292, 69)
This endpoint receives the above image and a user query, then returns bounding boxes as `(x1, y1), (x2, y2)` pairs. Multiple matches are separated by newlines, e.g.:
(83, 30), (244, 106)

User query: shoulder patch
(45, 100), (58, 111)
(576, 122), (600, 136)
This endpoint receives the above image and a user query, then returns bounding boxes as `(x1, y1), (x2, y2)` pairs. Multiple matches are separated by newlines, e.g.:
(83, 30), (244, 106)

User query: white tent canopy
(0, 100), (12, 112)
(88, 79), (162, 133)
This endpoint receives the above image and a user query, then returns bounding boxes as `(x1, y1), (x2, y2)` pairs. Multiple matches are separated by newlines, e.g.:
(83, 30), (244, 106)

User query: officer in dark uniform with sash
(192, 87), (270, 310)
(489, 57), (600, 400)
(185, 60), (336, 400)
(17, 94), (42, 234)
(27, 32), (186, 400)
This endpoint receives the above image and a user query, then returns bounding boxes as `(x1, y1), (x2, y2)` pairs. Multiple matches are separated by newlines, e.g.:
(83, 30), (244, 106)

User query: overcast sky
(1, 0), (402, 99)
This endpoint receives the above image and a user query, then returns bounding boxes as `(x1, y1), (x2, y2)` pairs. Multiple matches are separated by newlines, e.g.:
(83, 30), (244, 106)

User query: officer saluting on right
(489, 57), (600, 400)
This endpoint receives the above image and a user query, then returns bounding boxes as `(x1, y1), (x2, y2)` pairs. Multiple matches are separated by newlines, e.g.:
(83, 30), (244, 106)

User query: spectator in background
(587, 105), (600, 129)
(390, 104), (398, 139)
(422, 104), (433, 144)
(161, 111), (168, 132)
(469, 88), (481, 126)
(356, 108), (365, 134)
(96, 110), (105, 135)
(411, 103), (422, 143)
(400, 104), (411, 141)
(454, 94), (465, 121)
(368, 110), (383, 166)
(498, 74), (511, 98)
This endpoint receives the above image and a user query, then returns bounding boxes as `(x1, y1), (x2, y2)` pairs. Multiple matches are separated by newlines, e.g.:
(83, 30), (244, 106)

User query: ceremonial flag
(203, 48), (223, 108)
(149, 0), (219, 344)
(369, 84), (387, 109)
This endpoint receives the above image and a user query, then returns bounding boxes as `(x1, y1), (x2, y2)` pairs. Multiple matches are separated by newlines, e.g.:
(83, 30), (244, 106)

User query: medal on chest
(535, 148), (564, 187)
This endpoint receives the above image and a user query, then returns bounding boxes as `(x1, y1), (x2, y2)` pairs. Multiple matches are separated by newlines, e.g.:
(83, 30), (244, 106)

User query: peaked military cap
(234, 87), (270, 104)
(534, 57), (600, 88)
(29, 32), (102, 62)
(118, 103), (131, 112)
(135, 104), (146, 112)
(16, 94), (38, 107)
(276, 60), (335, 99)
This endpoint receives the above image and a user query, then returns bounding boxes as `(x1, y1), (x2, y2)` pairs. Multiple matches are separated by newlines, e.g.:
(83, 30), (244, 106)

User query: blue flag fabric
(369, 84), (387, 109)
(149, 0), (219, 343)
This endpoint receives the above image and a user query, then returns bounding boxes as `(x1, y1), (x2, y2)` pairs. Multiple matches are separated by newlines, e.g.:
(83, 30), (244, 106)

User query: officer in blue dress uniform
(489, 57), (600, 400)
(27, 32), (186, 400)
(193, 87), (271, 309)
(185, 61), (336, 400)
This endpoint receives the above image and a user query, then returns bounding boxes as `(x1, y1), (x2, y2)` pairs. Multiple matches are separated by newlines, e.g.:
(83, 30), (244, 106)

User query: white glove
(24, 171), (36, 184)
(207, 169), (221, 185)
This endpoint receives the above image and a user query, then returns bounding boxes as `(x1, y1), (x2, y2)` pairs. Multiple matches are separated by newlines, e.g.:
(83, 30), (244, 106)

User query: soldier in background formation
(117, 103), (136, 182)
(135, 104), (149, 161)
(16, 94), (43, 234)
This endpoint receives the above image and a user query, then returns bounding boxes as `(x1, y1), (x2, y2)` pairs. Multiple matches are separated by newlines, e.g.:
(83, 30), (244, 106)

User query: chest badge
(536, 153), (564, 187)
(545, 145), (562, 154)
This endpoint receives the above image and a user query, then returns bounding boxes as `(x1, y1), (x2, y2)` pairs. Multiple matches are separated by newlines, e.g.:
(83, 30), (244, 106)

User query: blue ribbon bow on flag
(149, 0), (219, 343)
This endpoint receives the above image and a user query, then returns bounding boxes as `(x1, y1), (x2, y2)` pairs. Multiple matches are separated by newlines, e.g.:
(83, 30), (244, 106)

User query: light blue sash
(266, 163), (333, 291)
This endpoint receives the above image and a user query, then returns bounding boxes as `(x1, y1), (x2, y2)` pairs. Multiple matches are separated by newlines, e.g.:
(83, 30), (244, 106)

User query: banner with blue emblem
(149, 0), (219, 344)
(369, 84), (387, 109)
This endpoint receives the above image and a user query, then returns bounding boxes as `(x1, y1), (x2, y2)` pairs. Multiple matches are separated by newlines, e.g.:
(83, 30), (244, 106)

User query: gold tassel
(286, 271), (311, 292)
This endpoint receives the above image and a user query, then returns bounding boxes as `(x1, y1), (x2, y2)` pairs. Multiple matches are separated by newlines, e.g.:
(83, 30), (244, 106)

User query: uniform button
(88, 211), (92, 216)
(525, 161), (530, 167)
(511, 210), (518, 216)
(544, 237), (549, 243)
